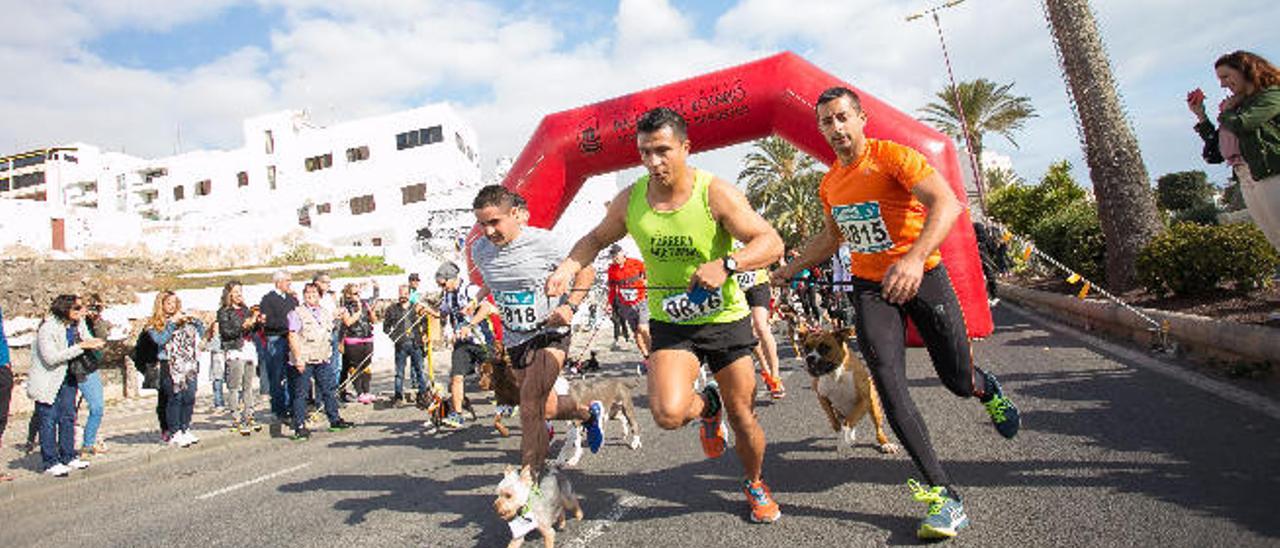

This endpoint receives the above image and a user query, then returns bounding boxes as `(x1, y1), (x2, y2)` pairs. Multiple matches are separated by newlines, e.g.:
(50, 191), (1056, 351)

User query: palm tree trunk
(1043, 0), (1162, 291)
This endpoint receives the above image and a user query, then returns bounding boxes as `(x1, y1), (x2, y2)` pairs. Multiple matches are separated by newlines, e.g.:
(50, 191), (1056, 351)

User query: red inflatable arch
(467, 51), (993, 341)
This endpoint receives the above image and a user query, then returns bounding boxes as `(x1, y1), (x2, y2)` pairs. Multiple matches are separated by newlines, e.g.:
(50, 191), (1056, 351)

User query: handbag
(68, 351), (100, 381)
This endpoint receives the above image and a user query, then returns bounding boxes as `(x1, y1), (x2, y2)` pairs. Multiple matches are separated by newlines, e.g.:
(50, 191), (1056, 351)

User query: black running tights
(850, 264), (990, 489)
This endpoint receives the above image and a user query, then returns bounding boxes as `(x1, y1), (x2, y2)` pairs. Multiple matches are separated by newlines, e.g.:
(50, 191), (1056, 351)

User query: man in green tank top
(547, 108), (785, 524)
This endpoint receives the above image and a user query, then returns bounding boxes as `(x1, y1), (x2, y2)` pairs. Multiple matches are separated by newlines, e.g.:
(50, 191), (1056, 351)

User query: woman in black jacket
(217, 282), (264, 434)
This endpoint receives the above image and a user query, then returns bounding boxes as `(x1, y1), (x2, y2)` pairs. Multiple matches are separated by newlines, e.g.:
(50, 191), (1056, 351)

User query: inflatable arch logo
(468, 51), (993, 339)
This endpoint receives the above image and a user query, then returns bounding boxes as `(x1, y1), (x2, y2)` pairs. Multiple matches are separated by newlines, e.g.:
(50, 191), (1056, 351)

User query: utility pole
(907, 0), (988, 215)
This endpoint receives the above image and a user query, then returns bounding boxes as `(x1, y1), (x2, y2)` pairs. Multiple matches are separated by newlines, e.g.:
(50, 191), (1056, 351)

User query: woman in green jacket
(1215, 50), (1280, 250)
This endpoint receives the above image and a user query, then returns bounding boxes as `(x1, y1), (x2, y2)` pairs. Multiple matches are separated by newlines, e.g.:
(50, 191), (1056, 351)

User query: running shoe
(291, 428), (312, 441)
(184, 430), (200, 444)
(980, 370), (1020, 439)
(67, 458), (91, 470)
(328, 419), (356, 432)
(743, 478), (782, 523)
(239, 422), (252, 436)
(45, 463), (71, 477)
(699, 381), (727, 459)
(584, 401), (605, 454)
(909, 479), (968, 539)
(441, 412), (466, 429)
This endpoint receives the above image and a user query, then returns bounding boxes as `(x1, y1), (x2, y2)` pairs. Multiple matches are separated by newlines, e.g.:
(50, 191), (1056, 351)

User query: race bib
(497, 290), (544, 332)
(734, 270), (761, 290)
(660, 289), (724, 323)
(832, 202), (894, 254)
(619, 288), (640, 302)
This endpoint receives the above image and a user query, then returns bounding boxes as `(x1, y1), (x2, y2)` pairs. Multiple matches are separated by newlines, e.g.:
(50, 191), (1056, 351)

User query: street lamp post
(907, 0), (988, 215)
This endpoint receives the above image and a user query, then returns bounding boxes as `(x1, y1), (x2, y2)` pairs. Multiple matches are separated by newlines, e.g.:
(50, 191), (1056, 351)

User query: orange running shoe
(699, 381), (727, 459)
(743, 478), (782, 523)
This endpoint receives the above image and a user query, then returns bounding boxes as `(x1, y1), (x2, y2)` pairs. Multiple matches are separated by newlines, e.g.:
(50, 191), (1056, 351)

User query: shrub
(1028, 200), (1106, 282)
(1172, 200), (1220, 226)
(986, 160), (1086, 236)
(1136, 222), (1279, 296)
(1156, 170), (1213, 212)
(271, 243), (325, 265)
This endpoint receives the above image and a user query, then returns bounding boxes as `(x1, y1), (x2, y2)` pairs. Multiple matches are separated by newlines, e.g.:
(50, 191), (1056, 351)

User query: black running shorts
(744, 284), (771, 309)
(649, 317), (757, 374)
(507, 330), (571, 371)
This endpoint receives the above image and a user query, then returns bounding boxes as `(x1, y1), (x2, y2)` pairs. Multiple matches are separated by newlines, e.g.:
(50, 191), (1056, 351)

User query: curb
(998, 282), (1280, 365)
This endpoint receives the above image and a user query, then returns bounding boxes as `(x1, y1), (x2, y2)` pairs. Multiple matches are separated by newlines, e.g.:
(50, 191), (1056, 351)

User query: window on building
(267, 165), (277, 190)
(196, 179), (212, 196)
(317, 203), (331, 214)
(350, 194), (376, 215)
(173, 185), (185, 201)
(346, 145), (370, 162)
(237, 171), (249, 187)
(12, 171), (45, 190)
(372, 237), (383, 246)
(395, 125), (444, 150)
(305, 153), (333, 172)
(14, 154), (46, 169)
(401, 182), (427, 204)
(298, 206), (311, 227)
(265, 130), (275, 154)
(1, 178), (9, 192)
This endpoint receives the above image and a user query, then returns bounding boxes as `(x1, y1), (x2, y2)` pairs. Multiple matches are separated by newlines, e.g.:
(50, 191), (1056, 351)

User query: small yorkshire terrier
(493, 465), (583, 548)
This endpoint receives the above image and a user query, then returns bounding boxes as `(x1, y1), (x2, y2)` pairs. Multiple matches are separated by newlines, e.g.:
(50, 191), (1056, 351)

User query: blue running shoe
(981, 370), (1020, 439)
(908, 479), (969, 539)
(584, 401), (605, 453)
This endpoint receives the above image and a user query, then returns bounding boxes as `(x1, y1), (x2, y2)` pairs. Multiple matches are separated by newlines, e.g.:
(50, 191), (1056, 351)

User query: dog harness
(508, 484), (542, 538)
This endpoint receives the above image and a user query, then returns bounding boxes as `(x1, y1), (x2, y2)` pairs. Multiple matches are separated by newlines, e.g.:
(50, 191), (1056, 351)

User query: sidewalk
(0, 356), (400, 491)
(0, 327), (639, 497)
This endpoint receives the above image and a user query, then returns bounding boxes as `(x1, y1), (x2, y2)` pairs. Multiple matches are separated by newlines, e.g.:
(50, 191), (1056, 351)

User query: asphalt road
(3, 304), (1278, 547)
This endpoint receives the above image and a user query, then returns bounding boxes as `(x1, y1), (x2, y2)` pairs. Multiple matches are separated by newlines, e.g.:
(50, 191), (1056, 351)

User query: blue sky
(5, 0), (1279, 192)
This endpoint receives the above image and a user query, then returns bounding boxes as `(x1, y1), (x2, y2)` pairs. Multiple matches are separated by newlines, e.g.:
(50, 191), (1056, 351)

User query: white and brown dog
(798, 326), (899, 454)
(493, 465), (583, 548)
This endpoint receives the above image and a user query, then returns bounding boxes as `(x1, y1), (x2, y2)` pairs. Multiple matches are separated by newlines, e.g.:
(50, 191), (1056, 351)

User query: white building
(0, 103), (483, 261)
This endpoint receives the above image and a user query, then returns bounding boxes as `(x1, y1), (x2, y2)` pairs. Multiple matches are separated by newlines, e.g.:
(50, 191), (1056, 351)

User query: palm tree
(763, 170), (825, 249)
(1042, 0), (1162, 290)
(918, 78), (1037, 185)
(737, 136), (820, 212)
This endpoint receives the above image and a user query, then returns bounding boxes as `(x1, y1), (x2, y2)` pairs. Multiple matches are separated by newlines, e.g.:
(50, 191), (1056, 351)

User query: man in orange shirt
(772, 87), (1020, 540)
(606, 245), (652, 362)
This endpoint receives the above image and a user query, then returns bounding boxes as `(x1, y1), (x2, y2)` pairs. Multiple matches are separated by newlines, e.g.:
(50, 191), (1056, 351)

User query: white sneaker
(45, 463), (71, 477)
(184, 430), (200, 444)
(67, 458), (90, 470)
(174, 431), (193, 448)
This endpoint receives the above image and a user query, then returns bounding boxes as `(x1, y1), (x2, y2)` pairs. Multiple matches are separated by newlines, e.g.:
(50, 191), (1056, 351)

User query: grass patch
(160, 255), (403, 291)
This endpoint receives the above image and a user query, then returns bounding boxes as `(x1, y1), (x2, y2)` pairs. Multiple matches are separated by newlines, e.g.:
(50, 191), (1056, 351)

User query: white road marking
(195, 462), (312, 500)
(566, 495), (641, 547)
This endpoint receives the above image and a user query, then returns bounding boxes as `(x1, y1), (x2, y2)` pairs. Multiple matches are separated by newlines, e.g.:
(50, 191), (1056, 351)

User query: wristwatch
(562, 301), (579, 314)
(722, 255), (739, 274)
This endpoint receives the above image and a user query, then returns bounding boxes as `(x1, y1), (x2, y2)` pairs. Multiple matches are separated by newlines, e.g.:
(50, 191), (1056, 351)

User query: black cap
(408, 273), (421, 281)
(608, 244), (623, 256)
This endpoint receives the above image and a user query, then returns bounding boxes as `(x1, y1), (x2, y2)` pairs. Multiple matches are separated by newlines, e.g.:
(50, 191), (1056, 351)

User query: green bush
(339, 255), (404, 276)
(1136, 222), (1279, 296)
(986, 160), (1086, 236)
(1028, 200), (1106, 282)
(271, 243), (325, 265)
(1156, 170), (1213, 212)
(1172, 200), (1220, 226)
